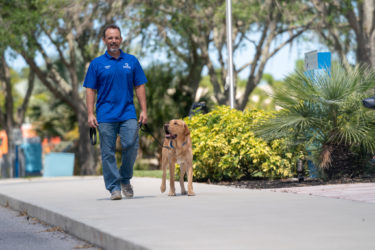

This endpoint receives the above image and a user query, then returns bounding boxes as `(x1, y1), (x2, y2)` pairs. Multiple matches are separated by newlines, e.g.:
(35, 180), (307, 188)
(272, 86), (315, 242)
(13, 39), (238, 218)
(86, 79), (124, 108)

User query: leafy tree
(311, 0), (375, 70)
(231, 0), (314, 110)
(0, 0), (141, 174)
(255, 65), (375, 179)
(135, 0), (213, 112)
(0, 54), (34, 178)
(137, 0), (314, 110)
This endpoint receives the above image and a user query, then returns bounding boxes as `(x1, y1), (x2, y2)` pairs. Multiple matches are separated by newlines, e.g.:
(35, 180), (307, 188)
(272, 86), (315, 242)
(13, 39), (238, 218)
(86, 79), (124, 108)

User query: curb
(0, 193), (148, 250)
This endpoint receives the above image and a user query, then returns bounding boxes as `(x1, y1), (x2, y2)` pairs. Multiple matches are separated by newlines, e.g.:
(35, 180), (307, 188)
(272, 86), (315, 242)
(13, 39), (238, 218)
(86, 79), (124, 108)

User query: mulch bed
(214, 176), (375, 189)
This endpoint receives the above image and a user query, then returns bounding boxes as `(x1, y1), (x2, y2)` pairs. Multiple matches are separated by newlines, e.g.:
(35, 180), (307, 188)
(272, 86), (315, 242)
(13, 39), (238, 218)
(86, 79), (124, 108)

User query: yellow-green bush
(184, 106), (303, 182)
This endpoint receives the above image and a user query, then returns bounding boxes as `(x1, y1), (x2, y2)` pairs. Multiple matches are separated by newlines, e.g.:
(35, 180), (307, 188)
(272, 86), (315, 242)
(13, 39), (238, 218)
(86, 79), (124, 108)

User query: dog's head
(164, 120), (190, 140)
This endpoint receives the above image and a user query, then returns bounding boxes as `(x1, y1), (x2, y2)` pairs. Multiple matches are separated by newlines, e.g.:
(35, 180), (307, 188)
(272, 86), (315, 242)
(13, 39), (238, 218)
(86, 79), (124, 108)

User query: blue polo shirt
(83, 50), (147, 123)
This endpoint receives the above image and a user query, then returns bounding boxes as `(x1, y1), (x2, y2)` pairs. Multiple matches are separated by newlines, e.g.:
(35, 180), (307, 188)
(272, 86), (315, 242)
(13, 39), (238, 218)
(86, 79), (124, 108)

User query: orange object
(42, 136), (62, 154)
(42, 138), (51, 154)
(50, 136), (61, 144)
(0, 130), (8, 157)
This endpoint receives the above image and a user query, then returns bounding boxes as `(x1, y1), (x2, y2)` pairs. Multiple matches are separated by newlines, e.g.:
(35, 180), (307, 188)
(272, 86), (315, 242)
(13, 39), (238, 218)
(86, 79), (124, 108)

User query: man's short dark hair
(102, 24), (121, 38)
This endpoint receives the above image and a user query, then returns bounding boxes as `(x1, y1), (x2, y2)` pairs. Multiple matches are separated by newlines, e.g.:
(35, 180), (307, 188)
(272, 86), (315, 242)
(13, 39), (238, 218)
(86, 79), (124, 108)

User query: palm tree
(255, 65), (375, 179)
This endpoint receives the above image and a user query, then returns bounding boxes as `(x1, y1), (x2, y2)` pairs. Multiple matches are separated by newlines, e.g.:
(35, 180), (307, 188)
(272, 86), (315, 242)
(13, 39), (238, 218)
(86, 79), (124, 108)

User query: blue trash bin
(21, 143), (42, 175)
(43, 152), (75, 177)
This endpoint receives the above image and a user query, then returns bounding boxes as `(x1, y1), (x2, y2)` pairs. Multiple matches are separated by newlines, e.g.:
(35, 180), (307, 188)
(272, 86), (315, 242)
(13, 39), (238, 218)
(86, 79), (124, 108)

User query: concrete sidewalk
(270, 182), (375, 204)
(0, 176), (374, 250)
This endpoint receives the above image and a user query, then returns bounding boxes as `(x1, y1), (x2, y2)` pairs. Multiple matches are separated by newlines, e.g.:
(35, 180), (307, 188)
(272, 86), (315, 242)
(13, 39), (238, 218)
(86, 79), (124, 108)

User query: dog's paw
(168, 191), (176, 196)
(160, 185), (166, 193)
(181, 190), (187, 195)
(188, 191), (196, 196)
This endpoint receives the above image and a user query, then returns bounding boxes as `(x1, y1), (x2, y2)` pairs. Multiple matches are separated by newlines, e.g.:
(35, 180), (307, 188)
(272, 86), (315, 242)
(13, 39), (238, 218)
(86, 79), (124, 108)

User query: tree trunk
(1, 146), (13, 178)
(361, 0), (375, 69)
(356, 37), (372, 67)
(324, 143), (363, 180)
(313, 0), (375, 70)
(1, 154), (12, 178)
(2, 128), (15, 178)
(189, 63), (205, 102)
(76, 109), (96, 175)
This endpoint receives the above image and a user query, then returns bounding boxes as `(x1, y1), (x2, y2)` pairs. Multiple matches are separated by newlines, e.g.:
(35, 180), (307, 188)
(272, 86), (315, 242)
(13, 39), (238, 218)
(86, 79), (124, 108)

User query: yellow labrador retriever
(160, 119), (195, 196)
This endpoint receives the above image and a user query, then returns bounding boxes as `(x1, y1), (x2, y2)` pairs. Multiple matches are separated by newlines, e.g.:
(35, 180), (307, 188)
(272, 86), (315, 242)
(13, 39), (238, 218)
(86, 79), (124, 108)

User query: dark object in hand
(90, 127), (97, 145)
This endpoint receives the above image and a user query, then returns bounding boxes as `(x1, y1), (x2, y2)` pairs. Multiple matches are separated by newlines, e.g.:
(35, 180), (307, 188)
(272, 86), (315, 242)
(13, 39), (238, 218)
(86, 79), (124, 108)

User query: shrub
(254, 64), (375, 179)
(184, 106), (304, 182)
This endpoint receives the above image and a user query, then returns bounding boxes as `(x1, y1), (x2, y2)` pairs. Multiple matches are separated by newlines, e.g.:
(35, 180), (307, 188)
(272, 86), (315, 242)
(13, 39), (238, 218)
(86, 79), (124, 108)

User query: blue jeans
(98, 119), (139, 193)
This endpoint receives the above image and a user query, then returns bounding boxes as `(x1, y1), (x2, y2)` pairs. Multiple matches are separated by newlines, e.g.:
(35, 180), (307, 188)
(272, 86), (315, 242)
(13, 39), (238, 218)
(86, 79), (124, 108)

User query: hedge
(184, 106), (304, 182)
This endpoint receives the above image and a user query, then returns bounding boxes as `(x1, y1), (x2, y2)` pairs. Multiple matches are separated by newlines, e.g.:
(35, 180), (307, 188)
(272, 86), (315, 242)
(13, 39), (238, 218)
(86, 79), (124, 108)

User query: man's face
(103, 28), (122, 53)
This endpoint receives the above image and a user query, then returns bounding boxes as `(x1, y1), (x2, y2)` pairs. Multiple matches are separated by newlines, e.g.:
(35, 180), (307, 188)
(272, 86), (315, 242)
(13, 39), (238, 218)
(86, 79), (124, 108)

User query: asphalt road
(0, 204), (99, 250)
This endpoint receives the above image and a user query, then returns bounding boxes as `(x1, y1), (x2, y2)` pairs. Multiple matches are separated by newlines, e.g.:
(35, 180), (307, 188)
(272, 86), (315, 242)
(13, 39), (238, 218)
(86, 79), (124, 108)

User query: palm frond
(254, 103), (324, 140)
(256, 64), (375, 169)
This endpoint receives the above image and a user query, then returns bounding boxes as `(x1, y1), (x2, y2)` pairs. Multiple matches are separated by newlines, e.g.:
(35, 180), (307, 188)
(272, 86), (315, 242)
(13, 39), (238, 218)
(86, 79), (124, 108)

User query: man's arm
(135, 84), (147, 124)
(86, 88), (98, 128)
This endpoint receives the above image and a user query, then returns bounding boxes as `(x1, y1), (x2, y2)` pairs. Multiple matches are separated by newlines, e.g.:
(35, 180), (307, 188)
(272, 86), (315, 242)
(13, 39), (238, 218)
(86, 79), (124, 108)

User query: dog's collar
(168, 140), (187, 149)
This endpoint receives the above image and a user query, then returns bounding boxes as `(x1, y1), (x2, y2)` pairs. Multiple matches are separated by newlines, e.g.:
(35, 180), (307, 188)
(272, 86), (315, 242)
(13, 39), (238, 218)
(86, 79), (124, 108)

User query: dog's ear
(184, 124), (190, 136)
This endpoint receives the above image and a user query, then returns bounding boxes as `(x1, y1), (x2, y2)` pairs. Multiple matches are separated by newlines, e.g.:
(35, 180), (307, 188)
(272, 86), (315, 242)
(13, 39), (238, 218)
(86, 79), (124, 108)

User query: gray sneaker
(110, 190), (122, 200)
(121, 184), (134, 198)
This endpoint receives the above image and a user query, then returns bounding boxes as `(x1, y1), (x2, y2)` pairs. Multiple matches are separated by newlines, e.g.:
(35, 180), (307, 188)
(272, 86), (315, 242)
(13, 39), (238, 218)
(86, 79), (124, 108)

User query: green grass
(133, 170), (169, 178)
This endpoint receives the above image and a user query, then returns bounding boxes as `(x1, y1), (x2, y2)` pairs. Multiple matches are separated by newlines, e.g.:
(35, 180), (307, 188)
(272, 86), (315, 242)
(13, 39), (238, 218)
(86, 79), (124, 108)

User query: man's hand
(139, 110), (148, 124)
(88, 113), (98, 128)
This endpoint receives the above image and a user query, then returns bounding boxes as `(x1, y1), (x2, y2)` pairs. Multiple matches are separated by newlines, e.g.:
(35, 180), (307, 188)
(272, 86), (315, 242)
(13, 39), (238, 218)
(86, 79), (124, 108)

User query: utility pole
(226, 0), (235, 109)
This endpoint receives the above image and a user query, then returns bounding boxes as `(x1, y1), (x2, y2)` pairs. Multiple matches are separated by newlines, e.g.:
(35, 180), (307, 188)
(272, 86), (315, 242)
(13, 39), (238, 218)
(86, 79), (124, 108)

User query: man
(83, 24), (147, 200)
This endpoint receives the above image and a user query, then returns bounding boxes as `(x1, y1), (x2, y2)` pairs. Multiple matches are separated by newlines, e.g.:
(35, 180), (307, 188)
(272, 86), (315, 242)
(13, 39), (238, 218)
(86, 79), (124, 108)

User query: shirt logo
(104, 65), (111, 69)
(123, 63), (131, 69)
